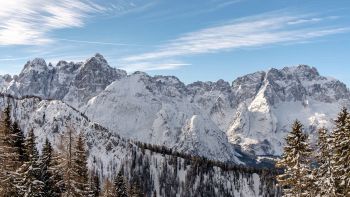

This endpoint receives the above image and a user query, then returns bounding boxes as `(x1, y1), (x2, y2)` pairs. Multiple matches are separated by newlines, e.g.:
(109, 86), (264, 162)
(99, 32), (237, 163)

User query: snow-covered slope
(83, 72), (243, 163)
(0, 94), (127, 178)
(1, 54), (348, 158)
(0, 94), (279, 196)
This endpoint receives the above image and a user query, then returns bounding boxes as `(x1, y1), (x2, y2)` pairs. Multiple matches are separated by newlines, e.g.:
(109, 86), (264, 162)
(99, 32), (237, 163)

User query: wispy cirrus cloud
(0, 0), (155, 46)
(0, 0), (105, 45)
(120, 60), (191, 72)
(121, 12), (348, 71)
(56, 38), (148, 46)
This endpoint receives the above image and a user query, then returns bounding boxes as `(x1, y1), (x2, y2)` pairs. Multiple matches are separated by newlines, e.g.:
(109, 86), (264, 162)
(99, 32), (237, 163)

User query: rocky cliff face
(5, 53), (126, 108)
(1, 55), (349, 158)
(226, 65), (349, 155)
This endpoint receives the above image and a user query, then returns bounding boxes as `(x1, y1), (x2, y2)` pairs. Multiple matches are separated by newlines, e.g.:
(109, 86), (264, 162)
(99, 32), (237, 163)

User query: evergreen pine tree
(20, 129), (44, 196)
(48, 150), (65, 196)
(129, 180), (143, 197)
(90, 171), (100, 197)
(12, 121), (27, 162)
(114, 171), (128, 197)
(41, 138), (64, 197)
(315, 127), (336, 196)
(276, 120), (313, 197)
(71, 133), (92, 196)
(41, 138), (52, 196)
(0, 106), (22, 196)
(332, 107), (350, 196)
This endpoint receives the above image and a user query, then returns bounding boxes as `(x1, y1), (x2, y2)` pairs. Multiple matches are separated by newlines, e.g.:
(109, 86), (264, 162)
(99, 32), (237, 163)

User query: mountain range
(1, 53), (348, 164)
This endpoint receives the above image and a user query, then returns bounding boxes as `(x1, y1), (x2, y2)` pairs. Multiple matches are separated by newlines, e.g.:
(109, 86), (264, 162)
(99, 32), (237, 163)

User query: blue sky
(0, 0), (350, 85)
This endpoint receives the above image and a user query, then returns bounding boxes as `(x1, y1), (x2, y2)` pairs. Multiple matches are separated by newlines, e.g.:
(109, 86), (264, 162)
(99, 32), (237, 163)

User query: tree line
(277, 107), (350, 197)
(0, 106), (141, 197)
(133, 140), (277, 175)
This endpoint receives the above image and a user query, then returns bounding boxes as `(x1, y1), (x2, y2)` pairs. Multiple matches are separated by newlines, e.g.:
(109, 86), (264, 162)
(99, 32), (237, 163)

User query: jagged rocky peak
(233, 65), (321, 89)
(230, 65), (350, 104)
(0, 53), (129, 105)
(61, 54), (127, 107)
(128, 71), (183, 87)
(282, 64), (321, 80)
(82, 53), (109, 70)
(153, 75), (186, 91)
(154, 75), (183, 85)
(266, 65), (350, 103)
(13, 58), (53, 98)
(56, 60), (81, 73)
(131, 71), (150, 79)
(75, 53), (126, 86)
(265, 65), (322, 82)
(187, 79), (231, 93)
(20, 58), (49, 75)
(212, 79), (231, 91)
(127, 71), (152, 85)
(56, 60), (68, 67)
(231, 71), (265, 103)
(2, 74), (12, 82)
(93, 53), (108, 64)
(186, 81), (211, 92)
(54, 53), (127, 79)
(232, 71), (265, 89)
(127, 72), (188, 97)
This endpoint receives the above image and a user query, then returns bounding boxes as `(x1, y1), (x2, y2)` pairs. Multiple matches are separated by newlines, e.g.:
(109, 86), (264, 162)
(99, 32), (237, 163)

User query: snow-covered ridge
(0, 55), (349, 159)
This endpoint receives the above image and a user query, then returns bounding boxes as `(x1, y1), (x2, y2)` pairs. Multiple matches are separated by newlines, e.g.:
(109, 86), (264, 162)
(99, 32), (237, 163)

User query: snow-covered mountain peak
(123, 72), (188, 98)
(93, 52), (107, 62)
(187, 79), (231, 94)
(82, 53), (109, 69)
(130, 71), (151, 81)
(231, 71), (265, 104)
(233, 71), (266, 87)
(281, 64), (320, 79)
(56, 60), (68, 67)
(154, 75), (183, 86)
(21, 58), (49, 75)
(3, 74), (12, 83)
(264, 65), (324, 84)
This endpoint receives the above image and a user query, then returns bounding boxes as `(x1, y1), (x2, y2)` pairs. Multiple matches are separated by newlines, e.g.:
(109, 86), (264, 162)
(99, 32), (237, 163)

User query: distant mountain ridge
(1, 53), (348, 160)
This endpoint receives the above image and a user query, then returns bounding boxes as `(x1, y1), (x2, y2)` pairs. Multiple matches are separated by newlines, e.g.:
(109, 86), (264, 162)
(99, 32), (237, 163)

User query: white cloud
(122, 13), (348, 64)
(57, 38), (147, 46)
(120, 61), (191, 72)
(0, 0), (156, 46)
(0, 0), (105, 45)
(287, 17), (323, 25)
